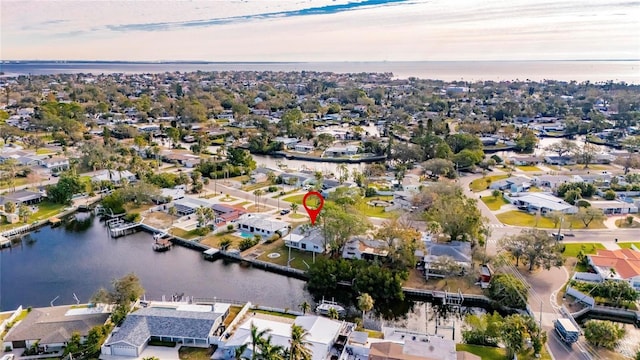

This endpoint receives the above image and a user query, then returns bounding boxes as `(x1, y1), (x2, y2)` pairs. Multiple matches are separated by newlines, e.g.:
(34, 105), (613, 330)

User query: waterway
(0, 213), (311, 311)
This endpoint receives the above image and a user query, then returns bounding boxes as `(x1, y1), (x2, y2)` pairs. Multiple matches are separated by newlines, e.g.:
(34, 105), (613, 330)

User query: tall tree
(486, 273), (528, 309)
(498, 229), (564, 271)
(424, 184), (486, 242)
(573, 142), (599, 168)
(571, 207), (605, 228)
(584, 320), (626, 350)
(357, 293), (375, 321)
(546, 138), (577, 158)
(250, 323), (270, 360)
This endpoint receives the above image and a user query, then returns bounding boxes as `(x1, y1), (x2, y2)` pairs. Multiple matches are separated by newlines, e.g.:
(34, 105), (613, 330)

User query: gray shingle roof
(106, 307), (223, 347)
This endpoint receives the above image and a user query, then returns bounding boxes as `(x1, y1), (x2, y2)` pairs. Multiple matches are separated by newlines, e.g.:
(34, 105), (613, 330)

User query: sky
(1, 0), (639, 62)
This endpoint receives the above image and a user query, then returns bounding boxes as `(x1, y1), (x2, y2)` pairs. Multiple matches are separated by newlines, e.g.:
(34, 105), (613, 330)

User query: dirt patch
(142, 212), (176, 229)
(404, 269), (484, 295)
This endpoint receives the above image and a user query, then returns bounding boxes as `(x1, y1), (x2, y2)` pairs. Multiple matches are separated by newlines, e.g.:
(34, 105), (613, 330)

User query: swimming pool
(235, 231), (254, 239)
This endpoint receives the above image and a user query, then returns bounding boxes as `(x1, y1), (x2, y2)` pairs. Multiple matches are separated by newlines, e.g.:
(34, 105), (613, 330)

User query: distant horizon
(2, 1), (638, 62)
(2, 59), (640, 64)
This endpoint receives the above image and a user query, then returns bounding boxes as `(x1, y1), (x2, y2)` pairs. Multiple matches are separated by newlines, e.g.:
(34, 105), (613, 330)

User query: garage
(110, 343), (139, 357)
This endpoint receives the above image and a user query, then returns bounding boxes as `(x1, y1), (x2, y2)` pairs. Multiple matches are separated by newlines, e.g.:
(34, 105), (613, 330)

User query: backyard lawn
(456, 344), (505, 360)
(282, 195), (395, 218)
(469, 175), (509, 192)
(200, 232), (245, 250)
(562, 243), (605, 258)
(496, 210), (606, 229)
(169, 228), (202, 240)
(29, 201), (67, 222)
(480, 196), (509, 211)
(256, 241), (320, 271)
(283, 194), (305, 204)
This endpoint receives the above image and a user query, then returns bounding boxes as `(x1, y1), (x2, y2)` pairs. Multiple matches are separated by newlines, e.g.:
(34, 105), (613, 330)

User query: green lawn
(283, 194), (305, 204)
(179, 346), (214, 360)
(253, 309), (297, 319)
(469, 175), (509, 192)
(169, 228), (204, 240)
(241, 181), (272, 192)
(200, 232), (245, 250)
(481, 196), (510, 211)
(516, 165), (543, 172)
(545, 165), (563, 171)
(456, 344), (505, 360)
(0, 177), (29, 190)
(36, 148), (54, 155)
(282, 195), (395, 218)
(562, 243), (605, 257)
(528, 186), (544, 192)
(496, 210), (606, 229)
(29, 201), (67, 222)
(289, 213), (306, 219)
(256, 241), (320, 271)
(617, 242), (640, 250)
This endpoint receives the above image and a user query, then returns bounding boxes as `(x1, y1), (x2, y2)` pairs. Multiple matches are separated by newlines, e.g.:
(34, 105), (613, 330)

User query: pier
(107, 218), (141, 237)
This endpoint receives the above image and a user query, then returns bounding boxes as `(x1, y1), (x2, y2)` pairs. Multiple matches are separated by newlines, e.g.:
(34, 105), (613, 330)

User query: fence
(218, 302), (253, 343)
(0, 305), (23, 337)
(565, 285), (596, 307)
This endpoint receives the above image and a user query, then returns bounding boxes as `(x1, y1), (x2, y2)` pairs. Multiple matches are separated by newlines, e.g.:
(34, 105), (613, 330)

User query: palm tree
(299, 301), (310, 314)
(257, 335), (285, 360)
(289, 324), (313, 360)
(250, 322), (270, 360)
(234, 343), (249, 360)
(327, 307), (340, 320)
(337, 163), (348, 184)
(357, 293), (374, 322)
(253, 189), (265, 211)
(290, 203), (299, 215)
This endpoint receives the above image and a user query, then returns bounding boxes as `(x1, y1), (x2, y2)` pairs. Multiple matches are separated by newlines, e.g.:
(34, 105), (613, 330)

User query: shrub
(604, 189), (617, 200)
(267, 186), (279, 193)
(265, 234), (279, 244)
(239, 237), (258, 251)
(193, 227), (209, 236)
(626, 216), (634, 225)
(124, 212), (141, 223)
(491, 154), (503, 164)
(227, 224), (234, 231)
(365, 187), (377, 197)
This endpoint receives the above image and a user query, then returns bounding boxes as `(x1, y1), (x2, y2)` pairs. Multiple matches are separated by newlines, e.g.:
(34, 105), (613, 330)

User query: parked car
(551, 232), (565, 241)
(280, 209), (291, 215)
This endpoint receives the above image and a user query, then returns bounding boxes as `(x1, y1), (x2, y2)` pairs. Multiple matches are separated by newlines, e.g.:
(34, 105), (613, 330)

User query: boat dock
(107, 218), (141, 237)
(0, 235), (10, 248)
(203, 248), (220, 260)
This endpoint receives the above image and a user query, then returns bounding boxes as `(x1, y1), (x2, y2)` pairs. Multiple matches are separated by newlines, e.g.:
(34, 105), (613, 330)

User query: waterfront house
(101, 303), (230, 357)
(274, 137), (300, 149)
(3, 305), (110, 353)
(587, 248), (640, 290)
(294, 141), (315, 153)
(283, 227), (326, 253)
(235, 214), (290, 238)
(342, 237), (389, 260)
(489, 175), (531, 193)
(509, 155), (541, 166)
(509, 192), (577, 215)
(324, 145), (359, 158)
(172, 196), (216, 216)
(0, 189), (43, 207)
(280, 173), (313, 188)
(220, 315), (349, 360)
(212, 203), (247, 226)
(418, 241), (472, 279)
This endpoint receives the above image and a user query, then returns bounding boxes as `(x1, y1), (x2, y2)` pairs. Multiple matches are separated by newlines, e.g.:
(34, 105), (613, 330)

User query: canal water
(0, 213), (311, 311)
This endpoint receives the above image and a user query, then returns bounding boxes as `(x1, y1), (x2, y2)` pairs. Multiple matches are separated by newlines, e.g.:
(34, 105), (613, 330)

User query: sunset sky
(1, 0), (639, 61)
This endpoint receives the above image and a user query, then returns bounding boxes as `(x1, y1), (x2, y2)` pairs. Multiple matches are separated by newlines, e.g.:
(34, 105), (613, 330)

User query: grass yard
(456, 344), (505, 359)
(289, 213), (306, 219)
(0, 177), (29, 190)
(241, 181), (271, 192)
(617, 242), (640, 249)
(469, 175), (509, 192)
(562, 243), (605, 258)
(496, 210), (606, 229)
(219, 195), (238, 202)
(545, 165), (563, 171)
(179, 346), (214, 360)
(528, 186), (544, 192)
(36, 148), (54, 155)
(223, 306), (243, 327)
(366, 330), (383, 339)
(169, 228), (203, 240)
(283, 194), (305, 204)
(200, 232), (245, 250)
(481, 196), (509, 211)
(282, 195), (395, 218)
(516, 165), (543, 172)
(255, 241), (321, 271)
(253, 309), (297, 319)
(360, 204), (398, 219)
(123, 202), (154, 213)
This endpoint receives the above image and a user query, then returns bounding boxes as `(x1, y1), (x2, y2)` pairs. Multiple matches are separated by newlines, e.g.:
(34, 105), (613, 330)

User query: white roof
(589, 200), (637, 209)
(516, 193), (574, 211)
(236, 214), (289, 232)
(283, 233), (305, 244)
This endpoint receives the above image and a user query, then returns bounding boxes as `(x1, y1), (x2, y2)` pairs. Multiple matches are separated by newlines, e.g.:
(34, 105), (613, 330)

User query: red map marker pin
(302, 191), (324, 225)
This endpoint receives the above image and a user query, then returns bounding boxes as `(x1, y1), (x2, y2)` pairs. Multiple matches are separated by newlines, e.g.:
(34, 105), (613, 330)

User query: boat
(152, 232), (172, 252)
(315, 297), (346, 316)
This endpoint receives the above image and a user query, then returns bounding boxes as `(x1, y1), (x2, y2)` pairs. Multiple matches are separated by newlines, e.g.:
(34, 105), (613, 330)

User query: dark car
(280, 209), (291, 215)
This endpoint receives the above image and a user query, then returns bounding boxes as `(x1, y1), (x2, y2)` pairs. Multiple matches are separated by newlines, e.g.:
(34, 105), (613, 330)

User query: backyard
(562, 243), (605, 258)
(200, 232), (246, 250)
(469, 175), (509, 192)
(255, 240), (319, 271)
(496, 210), (606, 229)
(282, 194), (397, 219)
(516, 165), (543, 172)
(480, 195), (510, 211)
(179, 346), (215, 360)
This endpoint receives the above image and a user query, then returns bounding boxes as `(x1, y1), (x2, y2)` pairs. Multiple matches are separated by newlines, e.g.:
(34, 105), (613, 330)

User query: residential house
(3, 305), (110, 353)
(284, 227), (325, 253)
(588, 200), (638, 215)
(324, 146), (359, 158)
(91, 169), (137, 185)
(235, 214), (290, 237)
(401, 174), (422, 193)
(280, 173), (313, 188)
(587, 248), (640, 290)
(509, 156), (541, 166)
(220, 315), (349, 360)
(392, 191), (415, 211)
(418, 241), (472, 279)
(274, 137), (300, 149)
(369, 328), (479, 360)
(531, 175), (575, 190)
(101, 303), (230, 357)
(509, 192), (577, 214)
(212, 203), (247, 226)
(342, 237), (389, 260)
(574, 174), (612, 187)
(294, 141), (315, 153)
(172, 196), (216, 216)
(489, 176), (531, 193)
(0, 190), (44, 207)
(479, 137), (499, 146)
(40, 157), (70, 171)
(544, 156), (576, 166)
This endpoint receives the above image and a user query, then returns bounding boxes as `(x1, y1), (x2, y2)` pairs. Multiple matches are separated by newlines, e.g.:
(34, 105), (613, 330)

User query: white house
(509, 192), (577, 214)
(283, 227), (325, 253)
(489, 176), (531, 193)
(91, 169), (137, 185)
(220, 316), (348, 360)
(235, 214), (290, 237)
(588, 200), (638, 215)
(324, 146), (358, 157)
(294, 142), (315, 153)
(588, 249), (640, 290)
(101, 303), (230, 357)
(40, 157), (70, 171)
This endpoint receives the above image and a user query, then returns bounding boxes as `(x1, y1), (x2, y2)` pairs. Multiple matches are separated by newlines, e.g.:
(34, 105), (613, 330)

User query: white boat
(315, 298), (345, 316)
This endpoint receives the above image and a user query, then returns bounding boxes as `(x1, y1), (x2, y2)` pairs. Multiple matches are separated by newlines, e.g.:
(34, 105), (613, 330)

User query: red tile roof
(590, 249), (640, 279)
